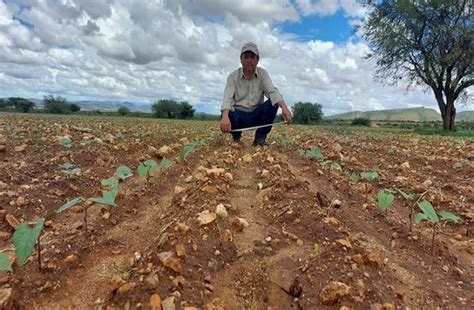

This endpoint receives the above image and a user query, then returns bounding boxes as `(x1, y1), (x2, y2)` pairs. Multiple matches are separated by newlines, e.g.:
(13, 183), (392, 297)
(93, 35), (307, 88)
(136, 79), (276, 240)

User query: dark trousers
(229, 99), (278, 142)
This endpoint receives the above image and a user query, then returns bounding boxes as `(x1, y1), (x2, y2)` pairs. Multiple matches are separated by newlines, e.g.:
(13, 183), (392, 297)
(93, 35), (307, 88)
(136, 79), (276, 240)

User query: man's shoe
(252, 139), (267, 146)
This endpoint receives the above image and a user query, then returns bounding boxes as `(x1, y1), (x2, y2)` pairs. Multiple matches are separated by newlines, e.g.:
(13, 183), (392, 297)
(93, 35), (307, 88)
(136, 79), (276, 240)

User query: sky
(0, 0), (472, 115)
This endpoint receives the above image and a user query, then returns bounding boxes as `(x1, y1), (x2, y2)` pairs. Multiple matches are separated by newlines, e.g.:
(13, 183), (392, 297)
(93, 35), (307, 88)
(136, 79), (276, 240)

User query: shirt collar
(240, 67), (259, 79)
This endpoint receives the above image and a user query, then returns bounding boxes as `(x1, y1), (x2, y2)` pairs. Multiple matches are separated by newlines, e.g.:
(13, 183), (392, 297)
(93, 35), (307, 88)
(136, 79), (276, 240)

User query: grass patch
(413, 127), (474, 138)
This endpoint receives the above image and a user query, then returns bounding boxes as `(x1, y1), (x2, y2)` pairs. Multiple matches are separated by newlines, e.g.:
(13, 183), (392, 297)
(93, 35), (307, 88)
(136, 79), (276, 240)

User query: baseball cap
(241, 42), (259, 56)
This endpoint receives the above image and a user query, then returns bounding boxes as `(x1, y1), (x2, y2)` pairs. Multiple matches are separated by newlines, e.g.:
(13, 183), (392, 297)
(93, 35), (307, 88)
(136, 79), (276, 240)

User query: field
(0, 113), (472, 309)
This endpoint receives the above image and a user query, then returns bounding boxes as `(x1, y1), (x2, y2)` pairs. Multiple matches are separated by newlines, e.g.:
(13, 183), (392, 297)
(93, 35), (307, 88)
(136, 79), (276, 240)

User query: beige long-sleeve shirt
(221, 67), (284, 112)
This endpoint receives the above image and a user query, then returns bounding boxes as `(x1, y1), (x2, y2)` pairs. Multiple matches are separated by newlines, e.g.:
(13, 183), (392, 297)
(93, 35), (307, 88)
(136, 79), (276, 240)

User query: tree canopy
(292, 102), (323, 124)
(360, 0), (473, 130)
(43, 95), (80, 114)
(152, 99), (195, 119)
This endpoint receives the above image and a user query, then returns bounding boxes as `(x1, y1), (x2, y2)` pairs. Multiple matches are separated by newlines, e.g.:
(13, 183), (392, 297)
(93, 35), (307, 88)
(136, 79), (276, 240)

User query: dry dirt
(0, 113), (472, 309)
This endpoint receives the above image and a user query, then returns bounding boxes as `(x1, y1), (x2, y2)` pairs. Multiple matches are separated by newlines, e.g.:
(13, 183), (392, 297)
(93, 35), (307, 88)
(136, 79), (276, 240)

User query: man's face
(240, 51), (259, 74)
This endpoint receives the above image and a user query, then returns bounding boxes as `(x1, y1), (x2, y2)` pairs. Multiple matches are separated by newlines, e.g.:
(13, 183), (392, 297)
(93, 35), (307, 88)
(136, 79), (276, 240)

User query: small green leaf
(159, 158), (173, 168)
(396, 188), (415, 201)
(116, 165), (132, 180)
(137, 159), (158, 176)
(330, 162), (342, 172)
(179, 145), (195, 161)
(58, 163), (75, 169)
(62, 167), (81, 175)
(13, 218), (45, 266)
(377, 189), (394, 211)
(414, 212), (427, 224)
(313, 243), (320, 253)
(417, 200), (439, 223)
(0, 253), (12, 272)
(59, 137), (72, 148)
(299, 147), (324, 159)
(439, 211), (461, 223)
(360, 171), (378, 181)
(56, 197), (83, 214)
(102, 176), (119, 187)
(349, 172), (360, 182)
(452, 161), (464, 170)
(91, 185), (119, 207)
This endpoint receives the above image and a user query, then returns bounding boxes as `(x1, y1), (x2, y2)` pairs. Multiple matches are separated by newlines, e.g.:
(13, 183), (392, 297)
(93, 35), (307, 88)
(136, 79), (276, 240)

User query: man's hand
(277, 101), (292, 124)
(220, 113), (231, 133)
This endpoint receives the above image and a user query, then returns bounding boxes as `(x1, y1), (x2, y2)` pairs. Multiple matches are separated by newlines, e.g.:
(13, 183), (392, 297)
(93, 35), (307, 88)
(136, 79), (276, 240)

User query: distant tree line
(0, 97), (35, 113)
(0, 96), (81, 114)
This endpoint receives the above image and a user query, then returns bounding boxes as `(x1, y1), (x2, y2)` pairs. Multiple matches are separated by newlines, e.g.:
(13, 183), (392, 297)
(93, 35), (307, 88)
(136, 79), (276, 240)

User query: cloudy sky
(0, 0), (472, 115)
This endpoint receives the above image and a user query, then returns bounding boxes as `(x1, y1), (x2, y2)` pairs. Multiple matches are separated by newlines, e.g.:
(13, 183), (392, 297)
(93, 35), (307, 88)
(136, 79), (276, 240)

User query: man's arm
(275, 100), (292, 123)
(220, 109), (231, 133)
(221, 74), (236, 133)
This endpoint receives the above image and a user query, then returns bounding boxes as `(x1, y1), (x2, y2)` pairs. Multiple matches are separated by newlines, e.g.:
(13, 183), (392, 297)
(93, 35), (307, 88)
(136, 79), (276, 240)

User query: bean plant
(10, 197), (83, 270)
(415, 200), (461, 254)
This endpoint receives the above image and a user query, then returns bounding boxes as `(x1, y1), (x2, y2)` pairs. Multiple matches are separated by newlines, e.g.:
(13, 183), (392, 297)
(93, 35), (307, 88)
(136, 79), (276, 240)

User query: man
(220, 42), (292, 146)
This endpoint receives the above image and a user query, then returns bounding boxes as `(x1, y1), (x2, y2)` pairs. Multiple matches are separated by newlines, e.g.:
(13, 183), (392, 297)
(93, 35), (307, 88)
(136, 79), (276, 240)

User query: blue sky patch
(277, 9), (356, 43)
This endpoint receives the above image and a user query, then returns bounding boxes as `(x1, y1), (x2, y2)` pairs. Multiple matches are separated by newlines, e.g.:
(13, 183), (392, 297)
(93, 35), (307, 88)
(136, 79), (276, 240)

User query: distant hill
(19, 98), (153, 113)
(325, 107), (473, 122)
(457, 111), (474, 122)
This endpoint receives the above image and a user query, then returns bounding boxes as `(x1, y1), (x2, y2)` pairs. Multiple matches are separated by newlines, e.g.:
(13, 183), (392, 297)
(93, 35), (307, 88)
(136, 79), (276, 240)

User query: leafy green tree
(44, 95), (69, 114)
(70, 103), (81, 113)
(152, 99), (179, 118)
(178, 101), (195, 119)
(292, 102), (323, 124)
(360, 0), (473, 131)
(8, 97), (35, 113)
(117, 106), (131, 116)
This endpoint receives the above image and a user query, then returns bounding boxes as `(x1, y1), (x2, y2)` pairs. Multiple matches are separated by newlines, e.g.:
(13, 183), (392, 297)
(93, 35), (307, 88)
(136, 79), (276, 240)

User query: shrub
(352, 117), (371, 126)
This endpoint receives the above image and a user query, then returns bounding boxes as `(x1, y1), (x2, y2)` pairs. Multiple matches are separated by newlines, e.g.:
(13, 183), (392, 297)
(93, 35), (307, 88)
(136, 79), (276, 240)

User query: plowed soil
(0, 113), (472, 309)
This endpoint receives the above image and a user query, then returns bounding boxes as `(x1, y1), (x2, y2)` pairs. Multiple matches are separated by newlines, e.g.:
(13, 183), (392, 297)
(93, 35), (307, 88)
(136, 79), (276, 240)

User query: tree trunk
(435, 91), (456, 131)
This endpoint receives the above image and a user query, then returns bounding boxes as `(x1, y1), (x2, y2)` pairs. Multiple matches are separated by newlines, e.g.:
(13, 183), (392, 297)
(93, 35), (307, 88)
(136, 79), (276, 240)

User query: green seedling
(116, 132), (125, 141)
(349, 172), (361, 182)
(91, 185), (119, 207)
(59, 137), (73, 148)
(313, 243), (320, 254)
(415, 200), (461, 254)
(0, 253), (12, 272)
(102, 176), (119, 187)
(13, 197), (82, 270)
(116, 165), (133, 180)
(377, 189), (394, 212)
(360, 171), (379, 203)
(179, 140), (206, 161)
(137, 158), (174, 186)
(299, 147), (324, 160)
(59, 163), (81, 176)
(452, 161), (464, 170)
(137, 159), (158, 176)
(159, 158), (173, 169)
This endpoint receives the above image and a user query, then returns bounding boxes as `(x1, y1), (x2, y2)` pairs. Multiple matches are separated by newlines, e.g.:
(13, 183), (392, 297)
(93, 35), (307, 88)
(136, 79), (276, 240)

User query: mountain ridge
(325, 107), (473, 122)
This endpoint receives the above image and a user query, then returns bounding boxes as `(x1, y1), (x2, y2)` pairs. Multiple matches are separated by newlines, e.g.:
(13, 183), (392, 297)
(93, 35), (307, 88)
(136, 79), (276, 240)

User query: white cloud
(0, 0), (470, 117)
(296, 0), (339, 16)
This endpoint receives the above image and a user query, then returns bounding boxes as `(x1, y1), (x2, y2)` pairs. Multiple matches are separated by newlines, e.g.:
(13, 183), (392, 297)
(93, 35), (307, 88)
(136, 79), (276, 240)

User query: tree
(70, 103), (81, 113)
(8, 97), (35, 113)
(178, 101), (195, 118)
(117, 106), (131, 116)
(152, 99), (179, 118)
(292, 102), (323, 124)
(43, 95), (74, 114)
(360, 0), (473, 131)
